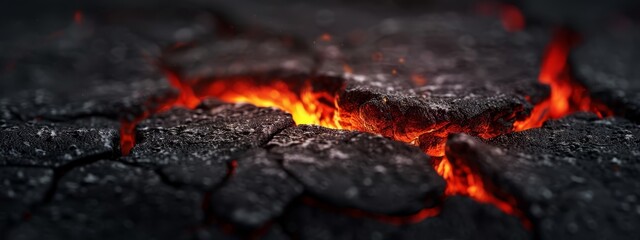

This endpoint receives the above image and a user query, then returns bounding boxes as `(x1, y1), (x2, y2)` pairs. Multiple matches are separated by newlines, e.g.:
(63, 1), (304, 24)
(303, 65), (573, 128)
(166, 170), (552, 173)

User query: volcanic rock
(210, 148), (303, 228)
(268, 125), (445, 215)
(163, 36), (315, 81)
(0, 118), (118, 167)
(0, 167), (53, 234)
(5, 161), (202, 240)
(446, 115), (640, 239)
(0, 7), (223, 121)
(571, 28), (640, 122)
(281, 202), (398, 240)
(394, 196), (530, 240)
(124, 102), (294, 189)
(281, 196), (529, 240)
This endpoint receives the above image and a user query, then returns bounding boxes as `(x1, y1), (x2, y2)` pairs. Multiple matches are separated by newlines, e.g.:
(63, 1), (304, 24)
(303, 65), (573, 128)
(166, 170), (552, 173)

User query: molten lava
(433, 156), (530, 228)
(196, 77), (343, 129)
(513, 29), (612, 131)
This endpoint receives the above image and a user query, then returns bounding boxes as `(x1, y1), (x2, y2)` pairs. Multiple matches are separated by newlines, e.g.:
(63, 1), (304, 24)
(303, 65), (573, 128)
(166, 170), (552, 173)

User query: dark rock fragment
(571, 28), (640, 122)
(268, 125), (445, 215)
(210, 148), (303, 228)
(447, 116), (640, 240)
(5, 161), (202, 240)
(0, 118), (118, 167)
(124, 102), (294, 189)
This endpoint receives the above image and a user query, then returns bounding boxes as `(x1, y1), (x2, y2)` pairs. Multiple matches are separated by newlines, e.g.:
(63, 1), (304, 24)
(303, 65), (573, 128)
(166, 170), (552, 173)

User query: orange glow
(320, 33), (332, 42)
(343, 64), (353, 74)
(119, 70), (198, 156)
(411, 74), (427, 86)
(514, 29), (611, 131)
(198, 78), (344, 129)
(165, 70), (200, 109)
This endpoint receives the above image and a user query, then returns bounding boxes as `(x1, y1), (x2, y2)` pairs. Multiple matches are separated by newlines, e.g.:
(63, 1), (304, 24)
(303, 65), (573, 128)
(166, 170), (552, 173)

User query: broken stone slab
(268, 125), (445, 215)
(5, 161), (202, 240)
(124, 102), (294, 189)
(281, 196), (529, 240)
(210, 148), (303, 228)
(163, 12), (550, 156)
(447, 116), (640, 240)
(571, 27), (640, 122)
(393, 196), (530, 240)
(328, 14), (550, 152)
(0, 167), (53, 235)
(0, 118), (118, 167)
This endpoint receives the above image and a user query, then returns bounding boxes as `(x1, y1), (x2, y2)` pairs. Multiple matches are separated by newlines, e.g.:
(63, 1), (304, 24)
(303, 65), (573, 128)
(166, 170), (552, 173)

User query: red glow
(500, 5), (525, 32)
(119, 99), (176, 155)
(513, 29), (612, 131)
(165, 70), (200, 109)
(118, 70), (204, 156)
(302, 196), (440, 225)
(434, 156), (531, 229)
(74, 11), (83, 25)
(227, 160), (238, 177)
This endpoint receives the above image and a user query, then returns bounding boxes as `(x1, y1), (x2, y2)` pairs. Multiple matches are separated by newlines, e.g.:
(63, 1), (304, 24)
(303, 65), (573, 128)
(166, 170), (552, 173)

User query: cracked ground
(1, 1), (640, 240)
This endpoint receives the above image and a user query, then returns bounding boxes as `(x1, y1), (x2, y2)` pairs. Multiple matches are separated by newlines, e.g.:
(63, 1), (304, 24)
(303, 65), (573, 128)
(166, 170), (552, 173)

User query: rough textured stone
(571, 27), (640, 122)
(393, 196), (530, 240)
(5, 161), (202, 240)
(0, 81), (177, 121)
(282, 196), (529, 240)
(329, 14), (549, 151)
(268, 125), (445, 215)
(210, 148), (303, 228)
(281, 202), (398, 240)
(164, 37), (314, 82)
(0, 118), (118, 167)
(125, 102), (294, 189)
(446, 116), (640, 240)
(0, 167), (53, 234)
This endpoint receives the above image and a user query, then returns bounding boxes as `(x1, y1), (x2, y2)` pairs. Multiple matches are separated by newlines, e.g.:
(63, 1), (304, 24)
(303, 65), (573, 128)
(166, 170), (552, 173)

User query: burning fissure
(118, 28), (610, 231)
(513, 29), (612, 131)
